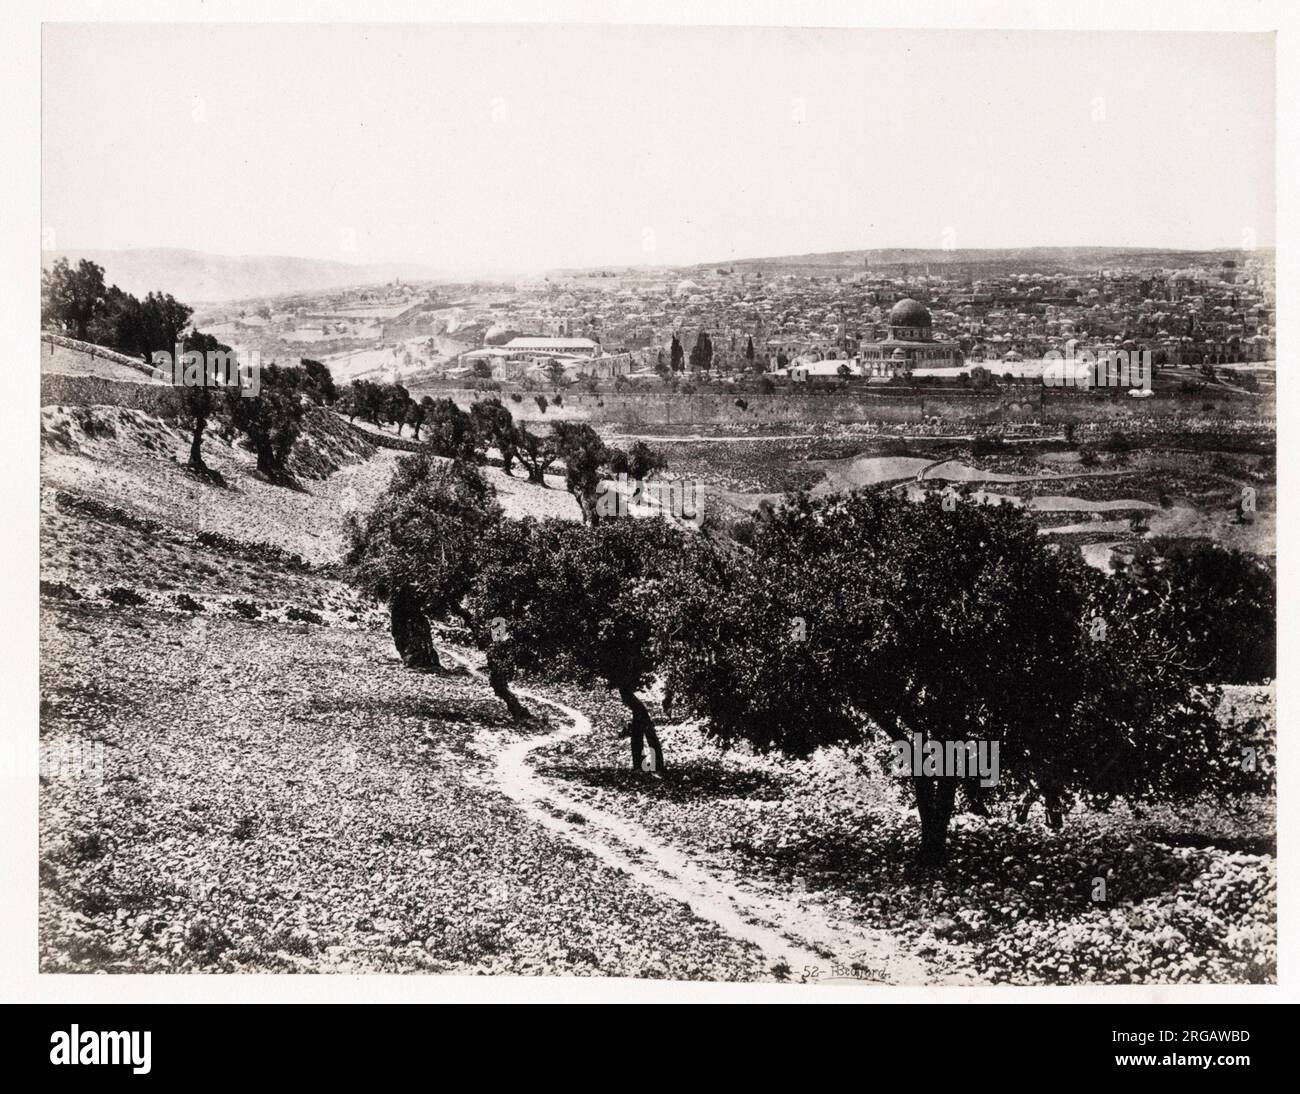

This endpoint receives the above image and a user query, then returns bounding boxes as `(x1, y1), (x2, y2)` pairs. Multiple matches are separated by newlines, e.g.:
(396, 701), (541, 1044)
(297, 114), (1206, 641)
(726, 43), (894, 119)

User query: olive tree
(469, 517), (686, 770)
(654, 490), (1256, 865)
(345, 453), (532, 720)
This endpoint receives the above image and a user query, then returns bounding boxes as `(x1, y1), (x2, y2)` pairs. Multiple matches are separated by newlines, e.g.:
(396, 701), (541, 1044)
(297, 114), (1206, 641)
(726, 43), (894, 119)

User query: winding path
(447, 648), (969, 985)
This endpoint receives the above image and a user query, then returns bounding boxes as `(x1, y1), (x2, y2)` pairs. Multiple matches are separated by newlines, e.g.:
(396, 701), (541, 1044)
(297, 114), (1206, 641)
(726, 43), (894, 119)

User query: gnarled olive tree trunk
(618, 683), (665, 773)
(188, 411), (208, 472)
(448, 607), (532, 723)
(254, 439), (276, 477)
(487, 659), (533, 723)
(913, 777), (957, 866)
(1013, 786), (1065, 830)
(390, 584), (439, 670)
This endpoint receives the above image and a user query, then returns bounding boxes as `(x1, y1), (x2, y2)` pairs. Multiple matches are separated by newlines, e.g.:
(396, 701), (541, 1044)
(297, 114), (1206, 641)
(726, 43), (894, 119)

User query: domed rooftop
(889, 298), (932, 328)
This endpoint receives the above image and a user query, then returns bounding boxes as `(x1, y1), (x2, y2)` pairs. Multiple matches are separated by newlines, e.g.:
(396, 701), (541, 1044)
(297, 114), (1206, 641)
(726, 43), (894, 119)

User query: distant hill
(691, 246), (1271, 276)
(42, 248), (445, 305)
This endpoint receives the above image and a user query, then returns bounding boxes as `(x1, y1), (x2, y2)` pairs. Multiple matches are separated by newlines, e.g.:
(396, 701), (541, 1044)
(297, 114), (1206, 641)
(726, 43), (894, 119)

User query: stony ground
(38, 602), (767, 978)
(532, 688), (1276, 985)
(36, 401), (1277, 983)
(41, 404), (391, 566)
(36, 406), (767, 978)
(38, 584), (1276, 983)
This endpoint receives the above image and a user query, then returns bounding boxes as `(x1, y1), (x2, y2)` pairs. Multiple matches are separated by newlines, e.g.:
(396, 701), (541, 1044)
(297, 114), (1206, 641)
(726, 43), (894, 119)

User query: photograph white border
(1, 0), (1292, 1004)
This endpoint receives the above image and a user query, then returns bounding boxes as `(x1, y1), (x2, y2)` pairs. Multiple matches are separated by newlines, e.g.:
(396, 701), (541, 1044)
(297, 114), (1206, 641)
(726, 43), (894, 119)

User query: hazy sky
(42, 23), (1275, 274)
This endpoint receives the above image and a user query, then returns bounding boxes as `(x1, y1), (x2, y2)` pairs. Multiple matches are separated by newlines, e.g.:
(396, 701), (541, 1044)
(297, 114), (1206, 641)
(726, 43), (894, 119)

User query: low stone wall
(442, 389), (936, 426)
(339, 419), (427, 452)
(424, 387), (1273, 430)
(40, 373), (178, 414)
(41, 333), (156, 378)
(1043, 390), (1272, 425)
(41, 333), (154, 372)
(41, 368), (1271, 442)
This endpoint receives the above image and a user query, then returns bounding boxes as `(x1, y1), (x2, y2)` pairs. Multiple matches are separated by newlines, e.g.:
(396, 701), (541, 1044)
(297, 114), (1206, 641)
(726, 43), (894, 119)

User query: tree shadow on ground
(734, 820), (1216, 923)
(181, 463), (230, 489)
(1147, 829), (1275, 855)
(302, 694), (512, 730)
(255, 468), (310, 494)
(537, 760), (785, 802)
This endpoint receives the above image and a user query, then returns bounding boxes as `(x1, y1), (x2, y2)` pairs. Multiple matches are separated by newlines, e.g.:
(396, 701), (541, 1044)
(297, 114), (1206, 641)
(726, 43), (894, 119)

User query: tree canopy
(652, 489), (1259, 863)
(469, 516), (687, 770)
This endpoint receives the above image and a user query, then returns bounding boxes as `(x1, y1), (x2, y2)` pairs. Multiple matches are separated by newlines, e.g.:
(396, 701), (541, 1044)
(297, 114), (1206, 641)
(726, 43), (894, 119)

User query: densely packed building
(193, 254), (1275, 387)
(425, 254), (1274, 378)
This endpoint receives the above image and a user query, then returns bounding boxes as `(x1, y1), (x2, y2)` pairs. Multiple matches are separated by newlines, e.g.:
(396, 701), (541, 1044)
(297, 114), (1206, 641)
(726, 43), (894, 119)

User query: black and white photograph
(2, 0), (1296, 1036)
